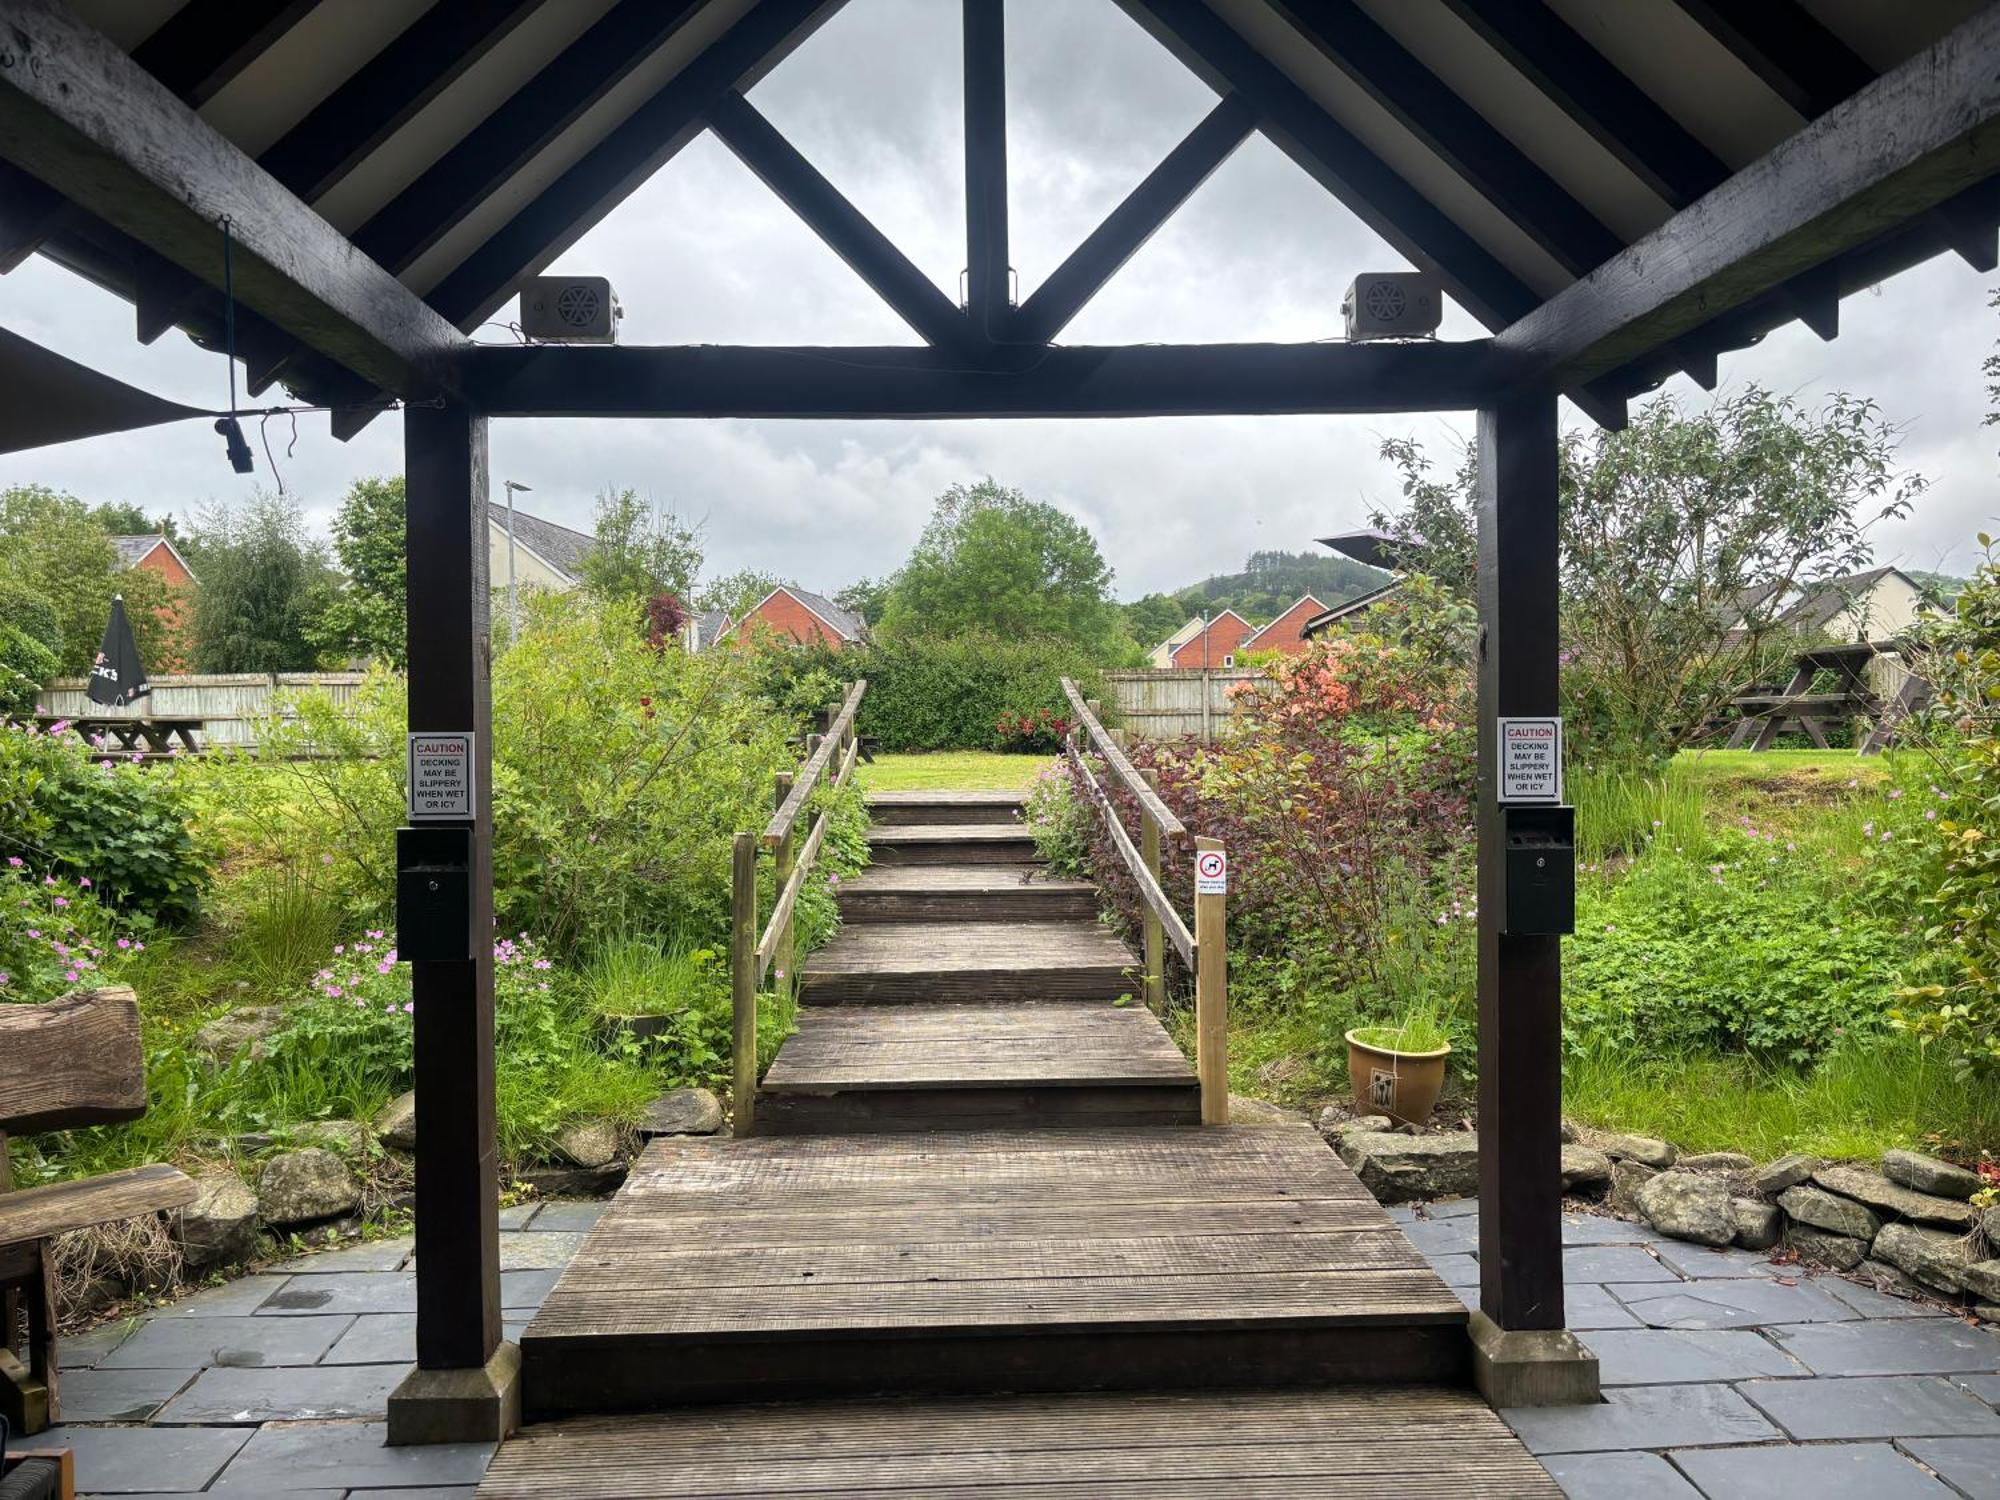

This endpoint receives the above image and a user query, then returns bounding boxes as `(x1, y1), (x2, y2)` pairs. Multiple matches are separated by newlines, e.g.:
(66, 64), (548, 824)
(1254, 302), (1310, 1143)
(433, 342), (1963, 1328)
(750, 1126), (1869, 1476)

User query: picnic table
(1721, 641), (1928, 754)
(30, 714), (202, 755)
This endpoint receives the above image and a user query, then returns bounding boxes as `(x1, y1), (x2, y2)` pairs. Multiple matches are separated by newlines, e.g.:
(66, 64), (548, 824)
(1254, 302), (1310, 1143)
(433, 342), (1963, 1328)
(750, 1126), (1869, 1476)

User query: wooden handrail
(1064, 736), (1193, 965)
(1061, 678), (1186, 842)
(766, 679), (866, 847)
(757, 731), (860, 981)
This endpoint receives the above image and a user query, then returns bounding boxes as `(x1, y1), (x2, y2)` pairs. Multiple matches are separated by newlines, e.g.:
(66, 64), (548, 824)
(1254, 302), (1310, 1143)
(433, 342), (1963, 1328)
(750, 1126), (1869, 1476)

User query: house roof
(109, 533), (197, 582)
(1150, 616), (1208, 659)
(691, 608), (732, 649)
(1775, 566), (1915, 634)
(1169, 609), (1253, 660)
(1300, 579), (1405, 638)
(1242, 594), (1330, 649)
(729, 585), (867, 644)
(492, 506), (595, 585)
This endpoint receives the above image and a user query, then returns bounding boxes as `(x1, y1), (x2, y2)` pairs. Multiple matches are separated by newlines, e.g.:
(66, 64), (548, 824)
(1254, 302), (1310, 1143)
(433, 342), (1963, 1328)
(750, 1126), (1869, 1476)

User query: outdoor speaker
(1342, 272), (1443, 341)
(520, 275), (622, 343)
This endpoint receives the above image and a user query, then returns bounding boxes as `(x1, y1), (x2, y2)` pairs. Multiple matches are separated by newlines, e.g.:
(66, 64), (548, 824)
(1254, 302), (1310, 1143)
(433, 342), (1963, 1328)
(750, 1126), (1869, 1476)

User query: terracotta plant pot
(1345, 1029), (1451, 1127)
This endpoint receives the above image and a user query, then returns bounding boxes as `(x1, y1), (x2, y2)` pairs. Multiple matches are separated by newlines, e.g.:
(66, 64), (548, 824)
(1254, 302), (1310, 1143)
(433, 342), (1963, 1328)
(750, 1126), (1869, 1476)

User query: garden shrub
(994, 707), (1072, 753)
(0, 578), (60, 713)
(0, 862), (146, 1001)
(0, 720), (209, 925)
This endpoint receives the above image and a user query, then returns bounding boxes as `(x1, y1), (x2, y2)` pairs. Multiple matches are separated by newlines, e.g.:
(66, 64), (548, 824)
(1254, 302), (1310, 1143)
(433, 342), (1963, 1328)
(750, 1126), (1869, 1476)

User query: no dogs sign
(1195, 848), (1228, 895)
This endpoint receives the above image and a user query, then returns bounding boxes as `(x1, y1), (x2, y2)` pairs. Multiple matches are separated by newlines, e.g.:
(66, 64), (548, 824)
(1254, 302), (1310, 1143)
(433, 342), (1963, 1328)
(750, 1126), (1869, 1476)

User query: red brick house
(1166, 609), (1254, 669)
(723, 586), (867, 651)
(1239, 594), (1330, 657)
(111, 534), (196, 665)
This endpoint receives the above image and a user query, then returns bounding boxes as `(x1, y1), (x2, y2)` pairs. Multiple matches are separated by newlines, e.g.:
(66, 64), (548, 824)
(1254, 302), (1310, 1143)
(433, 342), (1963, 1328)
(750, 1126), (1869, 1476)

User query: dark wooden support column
(1468, 393), (1598, 1407)
(386, 400), (518, 1446)
(963, 0), (1009, 339)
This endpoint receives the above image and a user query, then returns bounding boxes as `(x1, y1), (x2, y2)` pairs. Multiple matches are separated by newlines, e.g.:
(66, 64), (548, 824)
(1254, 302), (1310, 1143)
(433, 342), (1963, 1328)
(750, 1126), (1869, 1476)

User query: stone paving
(1392, 1196), (2000, 1499)
(23, 1190), (2000, 1496)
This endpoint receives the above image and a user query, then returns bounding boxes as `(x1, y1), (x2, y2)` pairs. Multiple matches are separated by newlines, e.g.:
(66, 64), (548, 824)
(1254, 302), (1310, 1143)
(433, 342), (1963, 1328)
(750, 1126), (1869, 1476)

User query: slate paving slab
(1504, 1382), (1780, 1454)
(497, 1201), (540, 1230)
(1741, 1374), (2000, 1440)
(59, 1319), (139, 1368)
(10, 1424), (250, 1495)
(1563, 1245), (1682, 1283)
(267, 1235), (414, 1273)
(1766, 1317), (2000, 1376)
(1562, 1214), (1665, 1246)
(1649, 1245), (1785, 1281)
(255, 1269), (417, 1316)
(54, 1366), (198, 1422)
(218, 1418), (492, 1490)
(1957, 1373), (2000, 1406)
(1539, 1450), (1702, 1498)
(320, 1313), (528, 1365)
(1611, 1277), (1859, 1329)
(1400, 1216), (1480, 1256)
(1898, 1436), (2000, 1498)
(1428, 1252), (1480, 1287)
(96, 1314), (353, 1369)
(526, 1199), (608, 1232)
(154, 1360), (412, 1424)
(502, 1267), (560, 1309)
(153, 1276), (291, 1317)
(1822, 1276), (1950, 1319)
(1581, 1328), (1808, 1385)
(1563, 1282), (1645, 1330)
(1669, 1441), (1956, 1498)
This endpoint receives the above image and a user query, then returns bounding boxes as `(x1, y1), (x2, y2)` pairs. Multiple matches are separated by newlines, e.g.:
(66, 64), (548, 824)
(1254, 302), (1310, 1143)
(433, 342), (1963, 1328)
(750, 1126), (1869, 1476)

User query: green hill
(1122, 549), (1391, 647)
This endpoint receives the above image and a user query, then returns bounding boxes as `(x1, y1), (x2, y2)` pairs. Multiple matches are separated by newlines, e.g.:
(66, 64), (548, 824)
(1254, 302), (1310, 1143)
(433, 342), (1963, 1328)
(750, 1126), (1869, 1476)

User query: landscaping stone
(1985, 1204), (2000, 1244)
(1560, 1144), (1613, 1194)
(1334, 1129), (1479, 1203)
(517, 1162), (626, 1197)
(1679, 1151), (1754, 1173)
(1559, 1118), (1579, 1143)
(1813, 1164), (1979, 1232)
(1778, 1184), (1883, 1243)
(1884, 1149), (1983, 1201)
(192, 1006), (286, 1063)
(1875, 1222), (1976, 1295)
(1785, 1224), (1869, 1270)
(376, 1090), (417, 1150)
(555, 1118), (622, 1169)
(638, 1087), (723, 1137)
(1634, 1172), (1736, 1247)
(176, 1169), (259, 1269)
(1753, 1152), (1820, 1196)
(1601, 1133), (1677, 1169)
(256, 1148), (359, 1227)
(1317, 1108), (1390, 1140)
(292, 1118), (371, 1154)
(1610, 1160), (1659, 1217)
(1227, 1093), (1311, 1127)
(1960, 1260), (2000, 1304)
(1732, 1197), (1782, 1251)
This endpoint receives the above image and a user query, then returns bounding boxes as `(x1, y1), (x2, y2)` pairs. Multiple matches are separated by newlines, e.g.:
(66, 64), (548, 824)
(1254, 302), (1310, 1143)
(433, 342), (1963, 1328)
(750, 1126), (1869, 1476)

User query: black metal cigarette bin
(396, 825), (474, 962)
(1499, 803), (1575, 936)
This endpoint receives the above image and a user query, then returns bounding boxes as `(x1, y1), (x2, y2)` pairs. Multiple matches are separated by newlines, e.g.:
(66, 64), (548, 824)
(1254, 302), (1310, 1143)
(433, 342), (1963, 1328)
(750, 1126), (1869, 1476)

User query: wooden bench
(0, 989), (195, 1435)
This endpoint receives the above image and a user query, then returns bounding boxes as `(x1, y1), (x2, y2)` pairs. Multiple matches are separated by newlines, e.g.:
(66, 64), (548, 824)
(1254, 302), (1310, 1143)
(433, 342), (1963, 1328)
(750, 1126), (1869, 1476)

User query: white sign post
(407, 732), (475, 820)
(1194, 847), (1228, 895)
(1497, 717), (1563, 802)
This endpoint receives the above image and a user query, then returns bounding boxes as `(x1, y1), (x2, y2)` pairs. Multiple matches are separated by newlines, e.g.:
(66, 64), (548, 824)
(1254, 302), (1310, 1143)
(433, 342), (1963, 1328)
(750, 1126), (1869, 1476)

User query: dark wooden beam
(259, 0), (544, 205)
(1120, 0), (1538, 329)
(1268, 0), (1621, 277)
(1492, 5), (2000, 387)
(129, 0), (316, 109)
(460, 339), (1511, 418)
(706, 91), (973, 353)
(0, 165), (69, 273)
(0, 0), (468, 397)
(1437, 0), (1729, 210)
(425, 0), (846, 331)
(1013, 95), (1254, 345)
(1669, 0), (1873, 120)
(963, 0), (1011, 336)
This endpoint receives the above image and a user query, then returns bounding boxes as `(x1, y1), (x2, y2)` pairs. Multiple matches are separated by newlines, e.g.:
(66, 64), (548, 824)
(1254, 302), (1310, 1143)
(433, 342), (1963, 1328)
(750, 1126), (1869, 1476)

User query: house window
(1222, 654), (1234, 667)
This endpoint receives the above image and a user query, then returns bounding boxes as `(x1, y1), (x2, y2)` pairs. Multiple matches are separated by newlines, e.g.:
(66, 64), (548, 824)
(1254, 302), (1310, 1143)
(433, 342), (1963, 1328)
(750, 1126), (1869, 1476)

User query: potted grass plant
(1345, 995), (1455, 1127)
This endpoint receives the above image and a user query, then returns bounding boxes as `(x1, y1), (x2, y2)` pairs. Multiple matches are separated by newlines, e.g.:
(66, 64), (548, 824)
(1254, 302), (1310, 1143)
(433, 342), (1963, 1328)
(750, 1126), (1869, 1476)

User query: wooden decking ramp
(487, 790), (1555, 1497)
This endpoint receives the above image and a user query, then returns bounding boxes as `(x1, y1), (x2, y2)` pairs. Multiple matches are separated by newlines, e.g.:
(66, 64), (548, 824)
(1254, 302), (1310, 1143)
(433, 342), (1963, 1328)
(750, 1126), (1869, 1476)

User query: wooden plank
(0, 1165), (194, 1245)
(0, 988), (146, 1133)
(753, 1090), (1203, 1135)
(767, 680), (865, 846)
(805, 920), (1132, 972)
(1061, 680), (1186, 838)
(865, 791), (1026, 826)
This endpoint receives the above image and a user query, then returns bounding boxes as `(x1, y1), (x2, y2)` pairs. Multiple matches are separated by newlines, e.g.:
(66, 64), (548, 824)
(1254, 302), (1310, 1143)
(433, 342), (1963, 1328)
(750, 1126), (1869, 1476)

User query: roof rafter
(129, 0), (317, 109)
(706, 90), (975, 353)
(1013, 95), (1255, 345)
(963, 0), (1011, 337)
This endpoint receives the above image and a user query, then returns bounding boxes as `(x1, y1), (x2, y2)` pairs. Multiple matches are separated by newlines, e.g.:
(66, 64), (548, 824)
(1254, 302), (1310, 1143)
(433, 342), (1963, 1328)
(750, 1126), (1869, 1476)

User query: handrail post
(730, 830), (758, 1136)
(1194, 835), (1228, 1124)
(1139, 767), (1165, 1016)
(772, 771), (796, 1003)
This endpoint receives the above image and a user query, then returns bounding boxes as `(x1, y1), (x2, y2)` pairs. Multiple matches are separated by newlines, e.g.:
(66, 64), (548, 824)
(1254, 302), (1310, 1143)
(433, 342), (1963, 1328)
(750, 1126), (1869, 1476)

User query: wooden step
(757, 1003), (1200, 1134)
(838, 863), (1099, 924)
(868, 823), (1039, 865)
(479, 1386), (1561, 1497)
(802, 921), (1135, 1004)
(867, 789), (1028, 826)
(514, 1127), (1471, 1417)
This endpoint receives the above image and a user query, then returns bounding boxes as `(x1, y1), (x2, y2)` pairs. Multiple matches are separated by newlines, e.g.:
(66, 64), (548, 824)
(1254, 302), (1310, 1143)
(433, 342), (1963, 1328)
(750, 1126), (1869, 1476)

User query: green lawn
(858, 752), (1052, 792)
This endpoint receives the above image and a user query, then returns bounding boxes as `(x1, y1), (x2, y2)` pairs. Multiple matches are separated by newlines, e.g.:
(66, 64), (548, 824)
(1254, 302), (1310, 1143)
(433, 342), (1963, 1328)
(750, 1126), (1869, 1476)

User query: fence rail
(1060, 677), (1227, 1124)
(36, 673), (365, 747)
(1100, 668), (1263, 743)
(731, 680), (867, 1134)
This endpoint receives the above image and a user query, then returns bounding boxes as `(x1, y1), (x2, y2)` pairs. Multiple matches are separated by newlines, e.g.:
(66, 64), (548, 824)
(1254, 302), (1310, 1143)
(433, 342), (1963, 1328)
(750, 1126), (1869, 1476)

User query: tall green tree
(580, 488), (703, 603)
(833, 575), (893, 628)
(308, 476), (407, 665)
(90, 502), (181, 541)
(0, 484), (174, 673)
(184, 491), (337, 673)
(881, 480), (1127, 657)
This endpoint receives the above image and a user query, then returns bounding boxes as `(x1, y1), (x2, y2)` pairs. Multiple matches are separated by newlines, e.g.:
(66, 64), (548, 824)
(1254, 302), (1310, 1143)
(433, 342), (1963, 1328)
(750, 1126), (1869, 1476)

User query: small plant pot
(598, 1013), (673, 1047)
(1344, 1029), (1452, 1127)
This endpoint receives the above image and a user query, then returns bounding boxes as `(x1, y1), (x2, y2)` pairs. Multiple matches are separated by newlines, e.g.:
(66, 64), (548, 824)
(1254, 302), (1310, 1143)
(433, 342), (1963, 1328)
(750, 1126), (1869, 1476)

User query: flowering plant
(994, 707), (1072, 753)
(0, 861), (146, 1001)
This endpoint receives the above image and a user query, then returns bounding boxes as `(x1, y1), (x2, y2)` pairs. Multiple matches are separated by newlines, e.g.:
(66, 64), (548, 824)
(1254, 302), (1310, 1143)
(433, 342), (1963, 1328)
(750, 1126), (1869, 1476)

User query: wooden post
(1193, 834), (1228, 1124)
(1139, 769), (1165, 1015)
(772, 772), (796, 1002)
(389, 399), (514, 1444)
(731, 831), (758, 1136)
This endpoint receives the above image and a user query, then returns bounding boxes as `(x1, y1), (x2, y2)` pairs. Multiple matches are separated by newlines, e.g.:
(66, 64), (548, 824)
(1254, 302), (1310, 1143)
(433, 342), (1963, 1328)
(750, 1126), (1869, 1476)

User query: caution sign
(1498, 716), (1563, 802)
(407, 732), (475, 820)
(1195, 847), (1228, 896)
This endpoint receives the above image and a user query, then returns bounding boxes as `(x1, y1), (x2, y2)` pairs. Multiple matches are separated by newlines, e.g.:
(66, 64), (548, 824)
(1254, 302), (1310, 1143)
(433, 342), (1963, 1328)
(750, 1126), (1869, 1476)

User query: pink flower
(402, 1001), (414, 1014)
(322, 854), (334, 866)
(5, 856), (19, 868)
(133, 942), (144, 952)
(334, 945), (345, 955)
(25, 929), (38, 939)
(325, 985), (343, 998)
(377, 960), (392, 975)
(78, 877), (91, 888)
(116, 938), (131, 950)
(63, 969), (79, 982)
(53, 897), (68, 908)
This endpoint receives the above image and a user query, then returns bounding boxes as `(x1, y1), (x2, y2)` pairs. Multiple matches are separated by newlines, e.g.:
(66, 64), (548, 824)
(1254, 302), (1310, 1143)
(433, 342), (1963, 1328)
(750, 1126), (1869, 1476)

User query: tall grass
(1571, 762), (1707, 862)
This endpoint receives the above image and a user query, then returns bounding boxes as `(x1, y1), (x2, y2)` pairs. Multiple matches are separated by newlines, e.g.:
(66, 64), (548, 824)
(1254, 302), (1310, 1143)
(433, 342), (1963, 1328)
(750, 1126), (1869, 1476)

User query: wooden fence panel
(1100, 669), (1264, 743)
(36, 673), (367, 747)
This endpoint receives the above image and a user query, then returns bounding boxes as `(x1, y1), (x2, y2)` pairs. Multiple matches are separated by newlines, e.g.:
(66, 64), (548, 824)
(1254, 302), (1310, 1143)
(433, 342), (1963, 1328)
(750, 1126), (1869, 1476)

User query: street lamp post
(501, 480), (531, 644)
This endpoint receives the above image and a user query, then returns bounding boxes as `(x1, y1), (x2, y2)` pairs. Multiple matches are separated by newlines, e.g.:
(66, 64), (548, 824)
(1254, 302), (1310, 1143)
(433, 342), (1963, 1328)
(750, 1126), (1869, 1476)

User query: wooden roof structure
(2, 0), (1996, 432)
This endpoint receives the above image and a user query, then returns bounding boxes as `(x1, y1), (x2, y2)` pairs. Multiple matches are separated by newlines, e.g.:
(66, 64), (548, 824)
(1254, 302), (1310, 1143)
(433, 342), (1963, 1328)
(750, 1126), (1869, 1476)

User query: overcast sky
(2, 0), (1994, 599)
